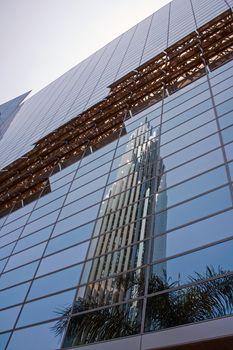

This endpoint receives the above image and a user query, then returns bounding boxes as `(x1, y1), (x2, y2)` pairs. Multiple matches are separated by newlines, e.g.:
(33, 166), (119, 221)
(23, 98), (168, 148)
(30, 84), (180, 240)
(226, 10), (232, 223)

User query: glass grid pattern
(0, 1), (233, 349)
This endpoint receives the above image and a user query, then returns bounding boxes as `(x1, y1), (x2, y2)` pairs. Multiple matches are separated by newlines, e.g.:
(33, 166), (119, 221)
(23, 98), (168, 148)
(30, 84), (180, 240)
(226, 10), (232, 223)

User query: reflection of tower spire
(80, 121), (165, 306)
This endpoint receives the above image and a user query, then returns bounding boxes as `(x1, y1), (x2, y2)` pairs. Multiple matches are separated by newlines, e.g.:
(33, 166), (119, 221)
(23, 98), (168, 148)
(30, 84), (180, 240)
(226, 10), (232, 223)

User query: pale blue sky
(0, 0), (170, 104)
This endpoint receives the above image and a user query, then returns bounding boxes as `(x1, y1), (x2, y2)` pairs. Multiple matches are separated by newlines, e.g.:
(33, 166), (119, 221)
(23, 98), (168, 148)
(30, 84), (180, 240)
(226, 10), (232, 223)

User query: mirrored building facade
(0, 1), (233, 349)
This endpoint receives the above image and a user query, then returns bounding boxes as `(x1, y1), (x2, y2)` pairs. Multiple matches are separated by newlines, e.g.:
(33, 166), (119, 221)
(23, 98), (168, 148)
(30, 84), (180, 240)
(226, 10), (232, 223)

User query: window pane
(0, 306), (21, 332)
(63, 300), (142, 348)
(17, 290), (75, 327)
(145, 275), (233, 332)
(36, 241), (89, 276)
(46, 222), (93, 254)
(28, 264), (82, 300)
(157, 166), (227, 210)
(0, 262), (38, 290)
(155, 186), (232, 234)
(5, 243), (47, 271)
(153, 209), (233, 258)
(151, 239), (233, 291)
(0, 282), (30, 309)
(7, 321), (62, 350)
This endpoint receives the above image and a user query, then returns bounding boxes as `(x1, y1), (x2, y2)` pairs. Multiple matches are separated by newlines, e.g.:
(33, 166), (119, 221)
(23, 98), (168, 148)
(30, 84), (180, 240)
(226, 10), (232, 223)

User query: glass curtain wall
(1, 58), (233, 349)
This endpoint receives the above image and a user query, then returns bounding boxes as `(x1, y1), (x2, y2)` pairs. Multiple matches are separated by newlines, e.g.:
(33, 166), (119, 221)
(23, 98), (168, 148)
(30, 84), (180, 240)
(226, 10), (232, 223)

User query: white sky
(0, 0), (170, 104)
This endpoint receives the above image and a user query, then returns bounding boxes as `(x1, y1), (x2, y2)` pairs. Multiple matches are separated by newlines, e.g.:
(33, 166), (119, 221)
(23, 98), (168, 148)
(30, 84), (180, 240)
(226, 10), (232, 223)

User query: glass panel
(151, 239), (233, 291)
(161, 109), (214, 145)
(28, 196), (65, 222)
(162, 96), (212, 123)
(216, 98), (233, 116)
(153, 209), (233, 259)
(14, 226), (52, 254)
(218, 111), (233, 129)
(145, 275), (233, 332)
(36, 241), (89, 276)
(0, 258), (7, 273)
(46, 222), (93, 255)
(52, 204), (100, 237)
(225, 142), (233, 161)
(222, 125), (233, 144)
(28, 264), (82, 300)
(0, 228), (22, 248)
(0, 306), (21, 332)
(62, 300), (142, 348)
(0, 282), (30, 309)
(0, 333), (10, 350)
(5, 242), (46, 271)
(60, 189), (104, 220)
(160, 121), (217, 158)
(81, 240), (148, 284)
(76, 268), (145, 311)
(0, 242), (14, 260)
(65, 178), (106, 205)
(157, 166), (227, 210)
(0, 262), (38, 290)
(155, 186), (232, 234)
(17, 290), (76, 327)
(7, 321), (62, 350)
(228, 161), (233, 181)
(162, 134), (220, 172)
(21, 210), (59, 238)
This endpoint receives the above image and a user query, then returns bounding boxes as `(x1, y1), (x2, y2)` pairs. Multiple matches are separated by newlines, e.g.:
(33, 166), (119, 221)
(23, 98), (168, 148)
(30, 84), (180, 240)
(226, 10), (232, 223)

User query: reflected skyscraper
(77, 121), (167, 307)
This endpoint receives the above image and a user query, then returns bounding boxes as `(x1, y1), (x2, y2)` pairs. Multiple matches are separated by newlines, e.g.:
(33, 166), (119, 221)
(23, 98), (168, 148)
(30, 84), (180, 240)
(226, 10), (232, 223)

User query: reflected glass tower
(1, 1), (233, 350)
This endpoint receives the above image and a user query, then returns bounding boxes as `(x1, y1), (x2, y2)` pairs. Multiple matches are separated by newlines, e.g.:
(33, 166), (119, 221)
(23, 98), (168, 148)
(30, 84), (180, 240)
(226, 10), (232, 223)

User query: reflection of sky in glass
(7, 321), (61, 350)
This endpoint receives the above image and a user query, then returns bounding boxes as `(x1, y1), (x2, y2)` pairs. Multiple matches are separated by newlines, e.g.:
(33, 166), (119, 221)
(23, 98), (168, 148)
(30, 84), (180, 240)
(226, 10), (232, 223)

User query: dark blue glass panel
(17, 290), (75, 327)
(0, 282), (30, 308)
(157, 166), (227, 210)
(162, 94), (212, 123)
(218, 111), (233, 130)
(163, 134), (220, 170)
(225, 142), (233, 161)
(153, 209), (233, 258)
(60, 188), (104, 220)
(155, 186), (232, 234)
(0, 258), (7, 273)
(161, 109), (214, 145)
(228, 161), (233, 181)
(160, 121), (217, 158)
(63, 300), (142, 348)
(0, 306), (21, 332)
(47, 222), (93, 254)
(0, 228), (22, 248)
(0, 262), (38, 290)
(5, 242), (46, 271)
(222, 125), (233, 144)
(7, 322), (62, 350)
(21, 210), (59, 238)
(28, 264), (82, 300)
(162, 148), (223, 187)
(0, 243), (14, 260)
(145, 276), (233, 332)
(53, 204), (99, 236)
(152, 239), (233, 289)
(0, 333), (10, 350)
(14, 226), (52, 254)
(28, 196), (65, 222)
(36, 241), (89, 276)
(216, 98), (233, 116)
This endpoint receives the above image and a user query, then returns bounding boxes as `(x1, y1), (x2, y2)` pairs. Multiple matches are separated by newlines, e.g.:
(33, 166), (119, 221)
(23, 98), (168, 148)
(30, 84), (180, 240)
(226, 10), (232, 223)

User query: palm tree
(52, 267), (233, 347)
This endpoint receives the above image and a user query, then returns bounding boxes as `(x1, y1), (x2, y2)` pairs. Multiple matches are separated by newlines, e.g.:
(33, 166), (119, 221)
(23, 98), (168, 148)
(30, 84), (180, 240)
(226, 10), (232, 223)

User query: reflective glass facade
(0, 1), (233, 349)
